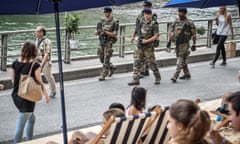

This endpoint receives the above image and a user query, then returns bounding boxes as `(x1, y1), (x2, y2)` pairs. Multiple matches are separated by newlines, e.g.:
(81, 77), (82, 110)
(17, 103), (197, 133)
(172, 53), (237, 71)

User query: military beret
(104, 6), (112, 13)
(143, 8), (152, 14)
(143, 1), (152, 7)
(178, 8), (187, 13)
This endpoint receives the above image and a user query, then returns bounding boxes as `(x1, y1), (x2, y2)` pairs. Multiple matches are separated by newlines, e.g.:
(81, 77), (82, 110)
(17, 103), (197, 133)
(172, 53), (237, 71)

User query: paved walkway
(1, 44), (240, 143)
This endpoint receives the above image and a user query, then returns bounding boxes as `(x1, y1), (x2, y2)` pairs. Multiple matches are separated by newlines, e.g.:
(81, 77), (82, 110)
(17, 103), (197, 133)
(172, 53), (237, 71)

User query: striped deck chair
(91, 108), (161, 144)
(142, 107), (170, 144)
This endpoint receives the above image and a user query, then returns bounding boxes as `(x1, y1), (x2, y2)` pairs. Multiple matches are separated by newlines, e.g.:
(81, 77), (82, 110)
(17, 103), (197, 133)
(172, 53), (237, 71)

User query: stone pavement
(1, 43), (240, 90)
(1, 44), (240, 143)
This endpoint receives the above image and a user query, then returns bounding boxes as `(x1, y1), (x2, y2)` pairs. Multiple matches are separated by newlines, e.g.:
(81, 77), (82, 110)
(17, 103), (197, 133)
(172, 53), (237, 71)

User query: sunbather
(167, 99), (211, 144)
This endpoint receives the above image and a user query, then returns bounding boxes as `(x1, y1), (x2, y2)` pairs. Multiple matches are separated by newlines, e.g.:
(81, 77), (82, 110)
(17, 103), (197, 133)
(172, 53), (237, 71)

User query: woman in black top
(11, 41), (50, 143)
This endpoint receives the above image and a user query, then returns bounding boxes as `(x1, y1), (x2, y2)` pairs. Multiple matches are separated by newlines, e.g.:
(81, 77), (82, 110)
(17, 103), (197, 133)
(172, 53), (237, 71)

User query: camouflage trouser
(98, 43), (114, 77)
(172, 56), (190, 79)
(133, 47), (160, 80)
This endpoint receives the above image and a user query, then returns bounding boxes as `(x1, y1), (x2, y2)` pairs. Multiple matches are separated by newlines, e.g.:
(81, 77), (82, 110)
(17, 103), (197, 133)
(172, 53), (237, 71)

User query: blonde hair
(169, 99), (211, 144)
(216, 6), (228, 23)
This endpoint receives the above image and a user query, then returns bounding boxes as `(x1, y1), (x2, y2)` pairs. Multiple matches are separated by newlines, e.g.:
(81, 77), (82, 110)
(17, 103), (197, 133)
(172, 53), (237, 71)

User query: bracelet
(221, 137), (227, 144)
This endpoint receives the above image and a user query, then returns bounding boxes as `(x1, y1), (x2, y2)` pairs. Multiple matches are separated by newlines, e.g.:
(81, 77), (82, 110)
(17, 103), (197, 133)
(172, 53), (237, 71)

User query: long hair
(130, 87), (146, 111)
(20, 41), (38, 62)
(216, 6), (228, 24)
(169, 99), (211, 144)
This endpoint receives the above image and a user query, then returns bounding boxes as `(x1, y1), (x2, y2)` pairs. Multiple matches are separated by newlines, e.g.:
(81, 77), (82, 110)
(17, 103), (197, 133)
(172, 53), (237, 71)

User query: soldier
(128, 9), (161, 86)
(95, 7), (119, 81)
(131, 0), (158, 78)
(167, 8), (196, 83)
(35, 26), (56, 98)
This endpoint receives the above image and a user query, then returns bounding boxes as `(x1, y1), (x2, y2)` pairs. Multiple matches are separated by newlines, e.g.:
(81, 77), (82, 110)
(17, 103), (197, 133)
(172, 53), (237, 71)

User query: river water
(0, 1), (238, 31)
(0, 1), (239, 61)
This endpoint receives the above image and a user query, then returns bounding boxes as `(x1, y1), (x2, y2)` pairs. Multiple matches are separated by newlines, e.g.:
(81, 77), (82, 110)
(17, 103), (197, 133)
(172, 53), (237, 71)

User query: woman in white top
(210, 6), (234, 67)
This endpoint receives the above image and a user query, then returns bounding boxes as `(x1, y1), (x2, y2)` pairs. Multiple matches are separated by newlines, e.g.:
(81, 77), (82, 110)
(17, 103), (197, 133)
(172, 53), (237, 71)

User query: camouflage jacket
(170, 18), (196, 44)
(98, 16), (119, 44)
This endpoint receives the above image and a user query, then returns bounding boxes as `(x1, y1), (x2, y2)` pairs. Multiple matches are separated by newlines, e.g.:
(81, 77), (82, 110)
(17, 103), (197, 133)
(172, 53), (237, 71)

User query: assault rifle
(96, 22), (107, 46)
(136, 21), (143, 49)
(175, 24), (188, 55)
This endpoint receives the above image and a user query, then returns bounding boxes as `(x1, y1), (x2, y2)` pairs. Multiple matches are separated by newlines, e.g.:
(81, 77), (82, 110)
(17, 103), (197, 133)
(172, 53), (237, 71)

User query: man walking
(128, 8), (161, 86)
(35, 26), (56, 98)
(167, 8), (196, 83)
(131, 0), (157, 78)
(96, 7), (119, 81)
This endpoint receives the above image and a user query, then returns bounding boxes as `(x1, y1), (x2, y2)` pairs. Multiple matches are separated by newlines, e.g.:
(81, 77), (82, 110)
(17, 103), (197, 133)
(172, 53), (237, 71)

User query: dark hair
(130, 87), (146, 111)
(109, 102), (125, 112)
(20, 41), (38, 62)
(38, 26), (46, 36)
(103, 109), (125, 121)
(169, 99), (211, 144)
(227, 91), (240, 116)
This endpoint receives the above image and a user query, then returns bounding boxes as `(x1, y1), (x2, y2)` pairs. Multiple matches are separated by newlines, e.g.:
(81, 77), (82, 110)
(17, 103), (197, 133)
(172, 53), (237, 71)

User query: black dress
(11, 60), (40, 113)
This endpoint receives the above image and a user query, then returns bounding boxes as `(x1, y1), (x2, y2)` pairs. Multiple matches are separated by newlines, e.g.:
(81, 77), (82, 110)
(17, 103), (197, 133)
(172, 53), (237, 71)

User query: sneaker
(128, 79), (140, 86)
(220, 62), (227, 66)
(210, 62), (215, 68)
(98, 76), (105, 81)
(171, 77), (177, 83)
(50, 92), (56, 99)
(109, 67), (117, 77)
(179, 75), (191, 80)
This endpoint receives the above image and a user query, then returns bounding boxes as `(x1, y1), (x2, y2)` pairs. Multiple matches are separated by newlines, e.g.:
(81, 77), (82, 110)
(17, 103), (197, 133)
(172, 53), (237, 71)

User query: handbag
(212, 31), (219, 44)
(18, 61), (43, 102)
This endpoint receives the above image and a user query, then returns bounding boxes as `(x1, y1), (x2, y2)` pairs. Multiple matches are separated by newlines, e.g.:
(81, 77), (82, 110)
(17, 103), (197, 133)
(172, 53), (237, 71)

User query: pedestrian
(128, 8), (161, 85)
(210, 6), (234, 68)
(131, 0), (158, 78)
(11, 41), (50, 143)
(167, 99), (211, 144)
(95, 6), (119, 81)
(167, 8), (196, 83)
(209, 91), (240, 144)
(35, 26), (57, 98)
(126, 86), (146, 116)
(68, 108), (125, 144)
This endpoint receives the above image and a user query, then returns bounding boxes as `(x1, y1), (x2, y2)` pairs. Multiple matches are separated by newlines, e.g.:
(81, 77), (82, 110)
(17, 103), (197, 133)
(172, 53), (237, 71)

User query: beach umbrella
(0, 0), (143, 143)
(163, 0), (238, 8)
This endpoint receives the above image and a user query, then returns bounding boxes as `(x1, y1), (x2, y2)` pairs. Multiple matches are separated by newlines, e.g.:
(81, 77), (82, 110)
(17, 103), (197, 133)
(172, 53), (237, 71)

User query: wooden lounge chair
(210, 110), (229, 130)
(91, 108), (162, 144)
(142, 107), (170, 144)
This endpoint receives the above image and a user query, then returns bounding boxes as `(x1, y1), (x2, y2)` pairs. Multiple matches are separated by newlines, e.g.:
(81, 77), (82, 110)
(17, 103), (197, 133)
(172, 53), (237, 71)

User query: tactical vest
(101, 17), (119, 44)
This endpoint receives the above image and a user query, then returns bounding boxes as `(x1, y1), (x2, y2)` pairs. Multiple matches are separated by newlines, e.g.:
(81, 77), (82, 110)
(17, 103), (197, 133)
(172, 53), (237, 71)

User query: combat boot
(109, 66), (117, 77)
(98, 75), (105, 81)
(128, 79), (140, 86)
(154, 78), (160, 85)
(179, 74), (191, 80)
(171, 77), (177, 83)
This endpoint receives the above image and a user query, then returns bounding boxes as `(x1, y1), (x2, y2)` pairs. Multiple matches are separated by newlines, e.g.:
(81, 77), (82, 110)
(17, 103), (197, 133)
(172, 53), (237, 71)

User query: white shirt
(216, 15), (230, 36)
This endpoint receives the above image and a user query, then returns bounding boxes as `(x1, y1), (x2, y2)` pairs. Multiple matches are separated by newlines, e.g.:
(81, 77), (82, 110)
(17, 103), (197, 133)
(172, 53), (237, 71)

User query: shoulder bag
(18, 61), (43, 102)
(212, 31), (219, 44)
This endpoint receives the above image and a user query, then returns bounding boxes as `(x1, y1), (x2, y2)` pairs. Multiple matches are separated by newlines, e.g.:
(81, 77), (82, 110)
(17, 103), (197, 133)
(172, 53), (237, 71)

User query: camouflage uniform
(129, 17), (161, 85)
(97, 17), (119, 79)
(133, 11), (158, 77)
(170, 18), (196, 81)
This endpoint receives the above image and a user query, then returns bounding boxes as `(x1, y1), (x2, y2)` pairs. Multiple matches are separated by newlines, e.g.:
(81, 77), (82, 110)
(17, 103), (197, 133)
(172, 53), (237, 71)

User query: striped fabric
(104, 112), (157, 144)
(143, 107), (170, 144)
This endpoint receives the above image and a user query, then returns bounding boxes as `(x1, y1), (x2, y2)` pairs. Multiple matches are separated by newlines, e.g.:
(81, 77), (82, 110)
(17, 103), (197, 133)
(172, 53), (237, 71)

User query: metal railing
(0, 17), (240, 71)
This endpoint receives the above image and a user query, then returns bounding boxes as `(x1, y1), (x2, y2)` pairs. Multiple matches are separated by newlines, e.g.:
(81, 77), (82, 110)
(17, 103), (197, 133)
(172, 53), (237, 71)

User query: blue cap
(143, 8), (152, 14)
(143, 1), (152, 7)
(104, 6), (112, 13)
(178, 8), (187, 13)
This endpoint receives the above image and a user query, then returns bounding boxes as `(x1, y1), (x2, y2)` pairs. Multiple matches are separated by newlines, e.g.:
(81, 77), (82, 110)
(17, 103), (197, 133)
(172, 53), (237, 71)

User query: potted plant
(65, 13), (80, 49)
(197, 26), (205, 36)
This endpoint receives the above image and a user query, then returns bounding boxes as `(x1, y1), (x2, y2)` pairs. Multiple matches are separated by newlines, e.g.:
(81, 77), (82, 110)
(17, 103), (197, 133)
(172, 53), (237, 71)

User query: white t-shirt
(216, 15), (230, 36)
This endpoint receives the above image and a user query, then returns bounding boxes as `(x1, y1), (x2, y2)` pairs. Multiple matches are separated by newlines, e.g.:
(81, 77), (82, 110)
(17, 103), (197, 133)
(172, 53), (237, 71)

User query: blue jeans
(14, 112), (35, 144)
